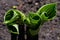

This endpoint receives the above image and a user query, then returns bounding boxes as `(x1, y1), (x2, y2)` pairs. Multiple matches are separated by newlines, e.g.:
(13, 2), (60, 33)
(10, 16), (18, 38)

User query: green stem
(26, 27), (38, 40)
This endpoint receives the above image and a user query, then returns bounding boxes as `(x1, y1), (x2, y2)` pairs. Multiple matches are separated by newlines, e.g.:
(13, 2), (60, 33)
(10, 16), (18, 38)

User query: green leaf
(24, 17), (30, 25)
(4, 9), (26, 24)
(28, 12), (41, 29)
(7, 24), (19, 34)
(4, 9), (19, 24)
(36, 3), (57, 19)
(40, 12), (48, 23)
(14, 9), (26, 22)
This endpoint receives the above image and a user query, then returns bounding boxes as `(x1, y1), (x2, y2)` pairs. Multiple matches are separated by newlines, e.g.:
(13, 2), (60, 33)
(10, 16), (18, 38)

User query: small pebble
(57, 37), (60, 40)
(35, 3), (39, 5)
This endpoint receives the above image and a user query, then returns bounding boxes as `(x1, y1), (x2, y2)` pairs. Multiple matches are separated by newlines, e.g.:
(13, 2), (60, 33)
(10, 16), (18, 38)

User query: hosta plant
(4, 3), (57, 38)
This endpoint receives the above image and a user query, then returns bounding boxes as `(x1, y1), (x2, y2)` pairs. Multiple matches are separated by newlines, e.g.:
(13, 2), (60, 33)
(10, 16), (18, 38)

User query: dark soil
(0, 0), (60, 40)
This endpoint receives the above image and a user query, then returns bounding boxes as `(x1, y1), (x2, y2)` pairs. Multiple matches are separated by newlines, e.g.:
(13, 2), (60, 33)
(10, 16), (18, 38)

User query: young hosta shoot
(4, 9), (26, 34)
(4, 3), (57, 36)
(28, 3), (57, 36)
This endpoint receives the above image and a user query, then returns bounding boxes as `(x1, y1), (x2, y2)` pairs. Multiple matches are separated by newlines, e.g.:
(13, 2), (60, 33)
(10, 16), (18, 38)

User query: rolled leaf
(7, 24), (19, 34)
(28, 12), (41, 30)
(4, 9), (19, 24)
(4, 9), (26, 24)
(14, 9), (26, 22)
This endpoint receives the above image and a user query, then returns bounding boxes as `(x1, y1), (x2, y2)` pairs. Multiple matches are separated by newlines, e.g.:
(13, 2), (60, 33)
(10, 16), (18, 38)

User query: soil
(0, 0), (60, 40)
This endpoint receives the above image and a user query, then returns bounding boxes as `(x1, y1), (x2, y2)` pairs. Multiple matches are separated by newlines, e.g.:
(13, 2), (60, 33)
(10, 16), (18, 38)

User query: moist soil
(0, 0), (60, 40)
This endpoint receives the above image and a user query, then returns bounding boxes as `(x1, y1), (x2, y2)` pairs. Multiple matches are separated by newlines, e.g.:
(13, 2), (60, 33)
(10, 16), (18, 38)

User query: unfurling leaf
(29, 3), (57, 36)
(4, 9), (26, 34)
(7, 24), (19, 34)
(4, 9), (26, 24)
(28, 12), (41, 29)
(36, 3), (56, 19)
(4, 9), (18, 24)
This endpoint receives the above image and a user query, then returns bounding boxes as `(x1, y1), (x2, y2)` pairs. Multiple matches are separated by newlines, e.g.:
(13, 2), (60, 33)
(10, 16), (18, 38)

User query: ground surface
(0, 0), (60, 40)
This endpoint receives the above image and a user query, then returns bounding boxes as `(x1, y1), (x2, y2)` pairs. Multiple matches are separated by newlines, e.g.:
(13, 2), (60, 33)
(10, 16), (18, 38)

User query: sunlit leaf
(36, 3), (56, 19)
(7, 24), (19, 34)
(28, 12), (41, 29)
(4, 9), (19, 24)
